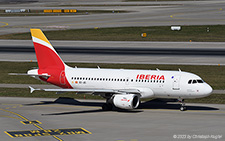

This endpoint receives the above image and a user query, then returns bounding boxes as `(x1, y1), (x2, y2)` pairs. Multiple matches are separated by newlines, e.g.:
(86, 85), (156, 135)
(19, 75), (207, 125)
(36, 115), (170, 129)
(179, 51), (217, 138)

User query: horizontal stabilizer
(9, 73), (50, 77)
(29, 86), (41, 93)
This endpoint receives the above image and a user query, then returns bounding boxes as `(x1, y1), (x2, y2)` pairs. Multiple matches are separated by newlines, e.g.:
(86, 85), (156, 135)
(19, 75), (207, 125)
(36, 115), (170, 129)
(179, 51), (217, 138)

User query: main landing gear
(102, 98), (113, 111)
(102, 103), (113, 111)
(178, 98), (187, 111)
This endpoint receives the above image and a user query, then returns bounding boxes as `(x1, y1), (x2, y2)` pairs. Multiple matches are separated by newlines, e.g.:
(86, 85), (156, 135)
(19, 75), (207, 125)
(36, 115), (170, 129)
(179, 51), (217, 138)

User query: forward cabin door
(172, 75), (181, 90)
(126, 77), (129, 85)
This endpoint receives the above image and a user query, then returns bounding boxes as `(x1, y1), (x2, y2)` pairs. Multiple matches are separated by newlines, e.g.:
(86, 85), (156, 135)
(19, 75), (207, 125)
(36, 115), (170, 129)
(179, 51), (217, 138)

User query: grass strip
(1, 61), (225, 90)
(50, 4), (179, 7)
(0, 25), (225, 42)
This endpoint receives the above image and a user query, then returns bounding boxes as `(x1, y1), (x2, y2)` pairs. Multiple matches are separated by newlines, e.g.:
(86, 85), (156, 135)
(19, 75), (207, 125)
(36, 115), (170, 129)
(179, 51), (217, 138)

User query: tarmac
(0, 97), (224, 141)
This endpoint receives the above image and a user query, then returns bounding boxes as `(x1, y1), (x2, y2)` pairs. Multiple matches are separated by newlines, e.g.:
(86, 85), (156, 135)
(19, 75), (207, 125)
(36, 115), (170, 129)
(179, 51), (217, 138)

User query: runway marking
(0, 108), (29, 121)
(20, 120), (42, 125)
(5, 128), (91, 138)
(0, 22), (8, 27)
(0, 115), (21, 120)
(0, 108), (63, 141)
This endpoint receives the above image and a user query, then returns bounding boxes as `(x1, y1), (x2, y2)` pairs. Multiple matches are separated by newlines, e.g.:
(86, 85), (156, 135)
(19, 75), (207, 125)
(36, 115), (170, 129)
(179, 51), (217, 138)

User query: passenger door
(172, 75), (180, 90)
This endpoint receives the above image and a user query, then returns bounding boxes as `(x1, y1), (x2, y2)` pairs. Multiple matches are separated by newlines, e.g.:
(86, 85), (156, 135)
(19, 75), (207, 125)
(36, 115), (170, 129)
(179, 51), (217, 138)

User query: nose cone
(202, 83), (213, 97)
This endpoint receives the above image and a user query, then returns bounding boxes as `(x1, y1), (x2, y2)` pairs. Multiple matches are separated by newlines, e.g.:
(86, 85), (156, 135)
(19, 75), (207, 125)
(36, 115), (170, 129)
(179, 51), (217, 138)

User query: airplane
(24, 29), (212, 111)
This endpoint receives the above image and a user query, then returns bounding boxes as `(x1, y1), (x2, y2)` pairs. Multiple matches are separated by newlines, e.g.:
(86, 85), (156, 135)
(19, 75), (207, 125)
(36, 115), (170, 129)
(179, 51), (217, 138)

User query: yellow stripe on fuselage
(30, 29), (51, 46)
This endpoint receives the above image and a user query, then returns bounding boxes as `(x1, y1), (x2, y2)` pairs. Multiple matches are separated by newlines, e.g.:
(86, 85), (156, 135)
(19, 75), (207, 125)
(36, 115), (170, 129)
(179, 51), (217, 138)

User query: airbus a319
(22, 29), (213, 111)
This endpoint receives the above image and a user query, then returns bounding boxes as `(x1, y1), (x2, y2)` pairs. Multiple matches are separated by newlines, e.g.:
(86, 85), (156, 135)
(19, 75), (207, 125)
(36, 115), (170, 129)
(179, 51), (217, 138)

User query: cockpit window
(188, 80), (192, 84)
(188, 79), (204, 84)
(197, 80), (204, 83)
(192, 80), (197, 84)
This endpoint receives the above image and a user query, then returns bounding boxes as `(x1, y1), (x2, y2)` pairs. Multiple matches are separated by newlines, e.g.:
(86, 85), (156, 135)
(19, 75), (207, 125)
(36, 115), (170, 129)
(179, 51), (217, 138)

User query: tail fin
(30, 29), (65, 69)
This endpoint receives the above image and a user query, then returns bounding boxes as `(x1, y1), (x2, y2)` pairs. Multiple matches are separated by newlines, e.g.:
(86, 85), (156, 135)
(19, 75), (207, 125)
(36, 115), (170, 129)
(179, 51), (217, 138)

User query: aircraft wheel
(102, 103), (113, 111)
(180, 106), (187, 111)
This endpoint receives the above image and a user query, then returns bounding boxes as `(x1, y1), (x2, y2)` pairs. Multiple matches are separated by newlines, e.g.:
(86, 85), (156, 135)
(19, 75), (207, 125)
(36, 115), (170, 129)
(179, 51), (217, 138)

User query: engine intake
(113, 94), (140, 109)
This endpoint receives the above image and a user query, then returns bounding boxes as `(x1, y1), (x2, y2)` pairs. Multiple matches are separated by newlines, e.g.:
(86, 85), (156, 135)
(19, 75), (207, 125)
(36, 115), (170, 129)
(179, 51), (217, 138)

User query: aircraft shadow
(24, 97), (219, 115)
(140, 99), (219, 111)
(24, 97), (104, 107)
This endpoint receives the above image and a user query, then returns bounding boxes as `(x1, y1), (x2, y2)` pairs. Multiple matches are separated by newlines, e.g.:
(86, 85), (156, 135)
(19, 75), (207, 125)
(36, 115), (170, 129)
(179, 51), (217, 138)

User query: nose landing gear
(178, 99), (187, 111)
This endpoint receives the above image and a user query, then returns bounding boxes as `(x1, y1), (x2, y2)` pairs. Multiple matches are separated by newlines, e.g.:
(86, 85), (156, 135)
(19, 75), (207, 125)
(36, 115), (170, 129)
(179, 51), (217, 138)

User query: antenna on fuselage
(178, 68), (182, 72)
(97, 66), (100, 69)
(156, 68), (160, 71)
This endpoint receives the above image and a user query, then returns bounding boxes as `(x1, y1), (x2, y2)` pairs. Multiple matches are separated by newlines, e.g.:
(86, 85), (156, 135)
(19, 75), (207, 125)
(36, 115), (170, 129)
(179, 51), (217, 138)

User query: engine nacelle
(113, 94), (140, 109)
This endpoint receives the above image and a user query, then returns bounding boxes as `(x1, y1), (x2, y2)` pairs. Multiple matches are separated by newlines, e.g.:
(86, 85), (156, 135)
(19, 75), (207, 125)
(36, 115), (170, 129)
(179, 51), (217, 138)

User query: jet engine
(113, 94), (140, 109)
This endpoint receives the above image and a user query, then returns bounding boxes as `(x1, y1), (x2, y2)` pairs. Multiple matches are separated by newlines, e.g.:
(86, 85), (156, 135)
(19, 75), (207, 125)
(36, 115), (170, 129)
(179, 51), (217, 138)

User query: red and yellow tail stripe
(30, 29), (65, 69)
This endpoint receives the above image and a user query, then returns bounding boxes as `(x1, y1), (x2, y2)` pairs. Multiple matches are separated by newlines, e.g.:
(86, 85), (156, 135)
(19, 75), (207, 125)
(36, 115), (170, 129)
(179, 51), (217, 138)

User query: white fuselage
(64, 66), (212, 99)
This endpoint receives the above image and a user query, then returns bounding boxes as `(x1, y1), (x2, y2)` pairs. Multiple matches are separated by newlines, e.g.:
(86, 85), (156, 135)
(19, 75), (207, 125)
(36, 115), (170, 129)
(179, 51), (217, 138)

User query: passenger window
(192, 80), (197, 84)
(188, 80), (192, 84)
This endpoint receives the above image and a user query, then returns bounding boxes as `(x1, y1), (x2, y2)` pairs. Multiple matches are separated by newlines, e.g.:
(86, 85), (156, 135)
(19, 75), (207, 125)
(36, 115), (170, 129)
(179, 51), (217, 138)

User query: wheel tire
(102, 103), (113, 111)
(180, 106), (187, 111)
(180, 107), (184, 111)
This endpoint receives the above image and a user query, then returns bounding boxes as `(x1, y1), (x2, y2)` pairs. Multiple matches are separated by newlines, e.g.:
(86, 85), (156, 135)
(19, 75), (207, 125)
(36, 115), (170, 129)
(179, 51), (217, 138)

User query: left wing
(29, 86), (140, 95)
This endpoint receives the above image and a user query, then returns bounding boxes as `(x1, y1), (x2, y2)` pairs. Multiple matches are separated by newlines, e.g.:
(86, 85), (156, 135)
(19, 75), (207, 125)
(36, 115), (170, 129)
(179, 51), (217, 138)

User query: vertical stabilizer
(30, 29), (65, 69)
